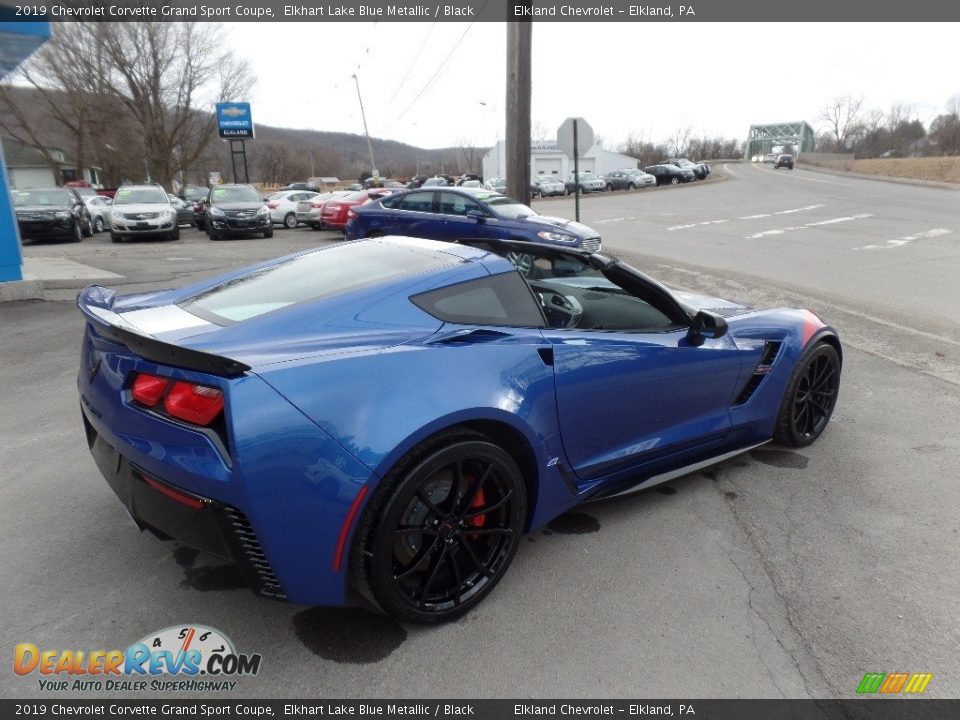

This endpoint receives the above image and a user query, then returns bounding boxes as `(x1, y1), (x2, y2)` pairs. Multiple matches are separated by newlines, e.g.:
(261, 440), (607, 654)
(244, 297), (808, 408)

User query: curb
(797, 163), (960, 191)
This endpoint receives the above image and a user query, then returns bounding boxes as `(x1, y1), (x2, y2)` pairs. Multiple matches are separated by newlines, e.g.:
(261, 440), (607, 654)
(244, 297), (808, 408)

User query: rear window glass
(182, 241), (457, 323)
(411, 272), (545, 328)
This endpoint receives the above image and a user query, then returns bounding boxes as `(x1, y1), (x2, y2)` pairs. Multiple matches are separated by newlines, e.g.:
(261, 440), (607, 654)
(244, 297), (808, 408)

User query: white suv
(110, 184), (180, 243)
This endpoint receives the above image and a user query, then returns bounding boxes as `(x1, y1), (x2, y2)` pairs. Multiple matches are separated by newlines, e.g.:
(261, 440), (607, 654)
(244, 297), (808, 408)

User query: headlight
(257, 206), (269, 216)
(55, 210), (71, 219)
(111, 209), (124, 219)
(208, 206), (225, 217)
(537, 230), (577, 244)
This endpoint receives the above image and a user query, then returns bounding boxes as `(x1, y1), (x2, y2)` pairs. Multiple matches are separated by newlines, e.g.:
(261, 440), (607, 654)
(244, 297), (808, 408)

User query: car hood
(673, 290), (752, 318)
(210, 202), (264, 211)
(522, 214), (599, 237)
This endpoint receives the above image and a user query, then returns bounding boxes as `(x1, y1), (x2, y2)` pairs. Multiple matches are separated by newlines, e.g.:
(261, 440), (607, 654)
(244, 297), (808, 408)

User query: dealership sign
(216, 102), (254, 139)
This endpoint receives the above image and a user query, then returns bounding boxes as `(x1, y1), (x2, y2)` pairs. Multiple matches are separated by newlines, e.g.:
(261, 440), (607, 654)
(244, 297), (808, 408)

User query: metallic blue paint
(77, 237), (839, 607)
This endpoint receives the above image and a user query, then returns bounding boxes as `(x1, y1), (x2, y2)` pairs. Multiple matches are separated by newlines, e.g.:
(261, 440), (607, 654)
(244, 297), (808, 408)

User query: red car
(323, 189), (396, 231)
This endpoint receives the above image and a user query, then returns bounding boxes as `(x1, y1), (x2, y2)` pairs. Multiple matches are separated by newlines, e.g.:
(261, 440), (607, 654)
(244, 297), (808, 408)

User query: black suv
(204, 184), (273, 240)
(775, 154), (795, 170)
(13, 186), (92, 242)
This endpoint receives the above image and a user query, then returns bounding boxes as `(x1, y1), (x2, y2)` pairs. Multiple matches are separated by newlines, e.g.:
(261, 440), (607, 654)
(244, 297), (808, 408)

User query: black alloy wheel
(774, 342), (841, 447)
(364, 439), (526, 624)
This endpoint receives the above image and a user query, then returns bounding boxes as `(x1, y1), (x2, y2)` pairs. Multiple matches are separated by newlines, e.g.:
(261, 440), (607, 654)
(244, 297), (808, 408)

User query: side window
(411, 272), (545, 328)
(439, 192), (481, 216)
(395, 192), (434, 212)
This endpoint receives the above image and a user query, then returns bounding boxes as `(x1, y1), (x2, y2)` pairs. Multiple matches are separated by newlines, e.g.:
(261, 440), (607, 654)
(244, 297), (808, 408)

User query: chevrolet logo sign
(221, 107), (248, 117)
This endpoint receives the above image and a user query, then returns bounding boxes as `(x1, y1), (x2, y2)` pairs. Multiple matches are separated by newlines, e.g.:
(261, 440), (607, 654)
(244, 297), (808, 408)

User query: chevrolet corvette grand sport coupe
(77, 236), (841, 623)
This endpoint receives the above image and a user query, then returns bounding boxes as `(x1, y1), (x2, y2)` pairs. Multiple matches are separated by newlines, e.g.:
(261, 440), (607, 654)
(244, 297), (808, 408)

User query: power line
(387, 22), (436, 107)
(392, 11), (486, 125)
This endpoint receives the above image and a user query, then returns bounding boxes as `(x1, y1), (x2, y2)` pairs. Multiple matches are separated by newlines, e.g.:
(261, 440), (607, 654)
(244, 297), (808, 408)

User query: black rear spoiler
(77, 286), (251, 378)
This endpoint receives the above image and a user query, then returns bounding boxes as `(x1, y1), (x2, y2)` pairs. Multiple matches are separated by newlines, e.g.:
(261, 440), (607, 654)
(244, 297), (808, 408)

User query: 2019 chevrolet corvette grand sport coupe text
(77, 236), (841, 623)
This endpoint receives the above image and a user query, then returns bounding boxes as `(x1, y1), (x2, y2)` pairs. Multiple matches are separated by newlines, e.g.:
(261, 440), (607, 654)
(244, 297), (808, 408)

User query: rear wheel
(627, 183), (636, 190)
(773, 342), (841, 447)
(360, 438), (526, 624)
(283, 213), (297, 229)
(670, 176), (681, 185)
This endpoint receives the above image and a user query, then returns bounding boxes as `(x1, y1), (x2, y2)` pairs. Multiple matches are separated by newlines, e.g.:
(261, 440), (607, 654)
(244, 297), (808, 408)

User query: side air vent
(733, 341), (782, 407)
(222, 506), (287, 599)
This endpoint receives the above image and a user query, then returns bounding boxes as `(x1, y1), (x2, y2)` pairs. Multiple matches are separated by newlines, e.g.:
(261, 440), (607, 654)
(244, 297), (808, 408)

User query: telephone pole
(505, 21), (531, 205)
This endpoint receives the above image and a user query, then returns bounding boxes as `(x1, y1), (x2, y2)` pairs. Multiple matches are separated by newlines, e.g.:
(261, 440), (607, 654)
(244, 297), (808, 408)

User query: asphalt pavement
(2, 168), (958, 699)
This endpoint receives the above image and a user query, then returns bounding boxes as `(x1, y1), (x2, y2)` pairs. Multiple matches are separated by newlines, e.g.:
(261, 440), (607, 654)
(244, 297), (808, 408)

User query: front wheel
(360, 438), (527, 624)
(263, 227), (274, 238)
(670, 176), (681, 185)
(93, 216), (104, 233)
(773, 342), (841, 447)
(71, 221), (83, 242)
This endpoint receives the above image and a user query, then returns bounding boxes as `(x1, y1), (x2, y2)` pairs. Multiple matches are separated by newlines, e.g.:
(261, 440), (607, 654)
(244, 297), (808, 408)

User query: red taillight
(131, 372), (223, 426)
(346, 208), (358, 220)
(164, 381), (224, 426)
(311, 201), (325, 209)
(131, 373), (169, 407)
(267, 202), (279, 209)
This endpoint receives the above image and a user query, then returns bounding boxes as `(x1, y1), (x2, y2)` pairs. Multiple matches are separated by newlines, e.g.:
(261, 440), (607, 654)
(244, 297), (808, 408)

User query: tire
(262, 227), (274, 238)
(196, 221), (206, 231)
(606, 184), (614, 192)
(670, 176), (681, 185)
(208, 227), (222, 241)
(773, 342), (841, 447)
(357, 436), (527, 624)
(110, 232), (122, 243)
(283, 213), (297, 229)
(93, 217), (104, 233)
(168, 226), (180, 241)
(627, 183), (636, 190)
(82, 217), (93, 237)
(71, 221), (83, 243)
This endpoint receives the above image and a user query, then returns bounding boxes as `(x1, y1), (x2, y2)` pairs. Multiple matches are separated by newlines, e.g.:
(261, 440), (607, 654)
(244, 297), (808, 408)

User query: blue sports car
(77, 236), (841, 623)
(344, 187), (602, 252)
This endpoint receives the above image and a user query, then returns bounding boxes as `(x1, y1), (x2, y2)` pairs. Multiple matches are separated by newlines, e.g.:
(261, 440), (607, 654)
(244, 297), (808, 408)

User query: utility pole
(352, 73), (378, 182)
(505, 21), (531, 205)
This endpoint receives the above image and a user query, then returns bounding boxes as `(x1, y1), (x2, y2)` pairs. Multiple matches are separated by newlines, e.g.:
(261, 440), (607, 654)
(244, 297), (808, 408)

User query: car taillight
(131, 372), (223, 426)
(311, 201), (325, 208)
(131, 373), (168, 407)
(165, 381), (224, 426)
(267, 202), (279, 209)
(347, 208), (357, 220)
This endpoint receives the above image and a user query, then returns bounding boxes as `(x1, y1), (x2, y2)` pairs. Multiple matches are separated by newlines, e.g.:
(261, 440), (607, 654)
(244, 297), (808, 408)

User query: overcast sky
(226, 22), (960, 150)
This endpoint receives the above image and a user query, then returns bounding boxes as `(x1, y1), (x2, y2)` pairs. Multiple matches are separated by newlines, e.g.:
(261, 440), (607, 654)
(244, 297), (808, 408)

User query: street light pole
(352, 73), (377, 180)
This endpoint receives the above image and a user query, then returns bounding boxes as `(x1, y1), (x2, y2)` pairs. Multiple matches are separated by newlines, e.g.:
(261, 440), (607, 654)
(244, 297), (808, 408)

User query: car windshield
(182, 186), (208, 201)
(486, 197), (538, 220)
(13, 189), (71, 206)
(114, 187), (169, 205)
(210, 186), (262, 203)
(182, 241), (456, 323)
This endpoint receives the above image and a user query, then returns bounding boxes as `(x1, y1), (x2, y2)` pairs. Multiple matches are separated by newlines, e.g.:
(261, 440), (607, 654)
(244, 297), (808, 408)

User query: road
(2, 167), (958, 699)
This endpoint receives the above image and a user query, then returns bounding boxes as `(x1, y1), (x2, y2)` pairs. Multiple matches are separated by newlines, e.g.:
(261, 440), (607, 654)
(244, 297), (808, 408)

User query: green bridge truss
(744, 121), (816, 159)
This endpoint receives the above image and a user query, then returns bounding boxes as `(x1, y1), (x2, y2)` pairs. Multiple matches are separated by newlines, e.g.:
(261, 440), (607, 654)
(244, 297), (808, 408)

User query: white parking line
(745, 214), (874, 239)
(668, 205), (824, 231)
(854, 228), (951, 250)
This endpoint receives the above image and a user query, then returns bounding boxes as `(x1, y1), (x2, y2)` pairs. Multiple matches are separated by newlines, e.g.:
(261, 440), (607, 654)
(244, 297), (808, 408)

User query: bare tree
(94, 22), (254, 187)
(819, 95), (865, 151)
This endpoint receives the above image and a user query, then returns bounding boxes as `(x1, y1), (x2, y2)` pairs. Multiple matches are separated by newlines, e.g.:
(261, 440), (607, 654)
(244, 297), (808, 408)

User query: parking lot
(2, 164), (958, 698)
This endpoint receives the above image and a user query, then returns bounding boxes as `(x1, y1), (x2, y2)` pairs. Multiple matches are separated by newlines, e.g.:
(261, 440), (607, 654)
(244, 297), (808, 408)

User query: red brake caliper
(468, 487), (486, 528)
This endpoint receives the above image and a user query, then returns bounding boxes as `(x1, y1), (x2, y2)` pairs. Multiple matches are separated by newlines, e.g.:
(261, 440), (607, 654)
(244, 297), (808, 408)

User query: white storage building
(481, 140), (638, 181)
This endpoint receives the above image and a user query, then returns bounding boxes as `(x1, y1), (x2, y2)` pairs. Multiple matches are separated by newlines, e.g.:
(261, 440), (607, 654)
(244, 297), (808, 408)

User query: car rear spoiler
(76, 285), (251, 378)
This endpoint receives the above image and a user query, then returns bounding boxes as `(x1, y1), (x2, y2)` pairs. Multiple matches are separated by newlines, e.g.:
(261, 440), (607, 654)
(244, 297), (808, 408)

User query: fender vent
(733, 341), (782, 407)
(222, 506), (287, 599)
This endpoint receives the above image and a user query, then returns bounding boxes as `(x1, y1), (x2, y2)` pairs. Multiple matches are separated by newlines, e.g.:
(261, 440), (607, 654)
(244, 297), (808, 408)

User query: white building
(481, 139), (638, 181)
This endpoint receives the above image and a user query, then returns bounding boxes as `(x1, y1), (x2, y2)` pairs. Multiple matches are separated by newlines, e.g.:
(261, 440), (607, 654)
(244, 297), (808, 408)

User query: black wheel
(168, 226), (180, 241)
(627, 183), (636, 190)
(283, 213), (297, 229)
(773, 342), (841, 447)
(263, 227), (273, 238)
(93, 216), (105, 233)
(606, 184), (614, 192)
(196, 221), (206, 231)
(360, 437), (526, 624)
(670, 176), (681, 185)
(82, 216), (93, 237)
(110, 232), (122, 243)
(71, 221), (83, 242)
(208, 227), (222, 241)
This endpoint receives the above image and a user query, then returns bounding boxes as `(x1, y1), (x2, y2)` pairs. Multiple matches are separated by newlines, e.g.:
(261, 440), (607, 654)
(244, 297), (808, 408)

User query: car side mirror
(466, 210), (486, 222)
(686, 309), (728, 346)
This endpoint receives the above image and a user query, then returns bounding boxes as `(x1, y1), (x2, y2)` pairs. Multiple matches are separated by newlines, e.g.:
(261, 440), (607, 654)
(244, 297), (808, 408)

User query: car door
(435, 191), (491, 242)
(530, 255), (746, 486)
(380, 190), (438, 237)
